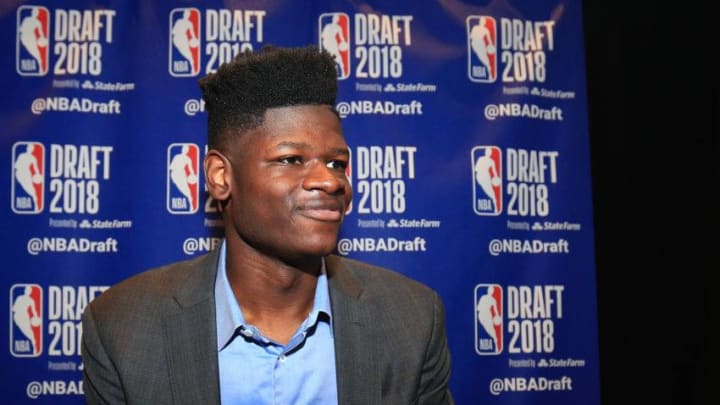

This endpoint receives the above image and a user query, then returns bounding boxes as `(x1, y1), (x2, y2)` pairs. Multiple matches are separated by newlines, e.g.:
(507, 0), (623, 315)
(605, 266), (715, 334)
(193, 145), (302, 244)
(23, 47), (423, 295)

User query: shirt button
(241, 329), (253, 337)
(278, 355), (286, 362)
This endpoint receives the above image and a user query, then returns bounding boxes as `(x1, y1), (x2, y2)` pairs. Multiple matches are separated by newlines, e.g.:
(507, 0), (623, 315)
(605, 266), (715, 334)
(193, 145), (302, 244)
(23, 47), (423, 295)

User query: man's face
(225, 105), (351, 261)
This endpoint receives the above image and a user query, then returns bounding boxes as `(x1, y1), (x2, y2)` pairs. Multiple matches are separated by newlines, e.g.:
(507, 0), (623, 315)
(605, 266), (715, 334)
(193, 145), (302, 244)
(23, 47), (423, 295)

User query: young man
(81, 45), (453, 404)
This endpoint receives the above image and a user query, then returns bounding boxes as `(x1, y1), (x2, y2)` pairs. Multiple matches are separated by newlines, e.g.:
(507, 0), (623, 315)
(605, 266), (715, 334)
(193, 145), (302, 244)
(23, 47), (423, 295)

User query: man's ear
(204, 150), (231, 202)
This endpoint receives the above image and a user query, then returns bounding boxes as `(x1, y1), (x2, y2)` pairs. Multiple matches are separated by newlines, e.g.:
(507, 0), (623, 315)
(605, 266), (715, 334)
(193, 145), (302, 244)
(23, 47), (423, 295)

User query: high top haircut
(199, 45), (339, 151)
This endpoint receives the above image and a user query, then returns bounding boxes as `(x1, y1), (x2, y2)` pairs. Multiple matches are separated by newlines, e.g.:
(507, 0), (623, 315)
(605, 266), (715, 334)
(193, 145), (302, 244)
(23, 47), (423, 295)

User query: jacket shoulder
(88, 252), (215, 320)
(327, 254), (438, 302)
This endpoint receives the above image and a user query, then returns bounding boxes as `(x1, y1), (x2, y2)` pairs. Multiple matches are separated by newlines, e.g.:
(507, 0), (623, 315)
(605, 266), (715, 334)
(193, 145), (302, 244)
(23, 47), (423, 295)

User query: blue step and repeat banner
(1, 1), (600, 403)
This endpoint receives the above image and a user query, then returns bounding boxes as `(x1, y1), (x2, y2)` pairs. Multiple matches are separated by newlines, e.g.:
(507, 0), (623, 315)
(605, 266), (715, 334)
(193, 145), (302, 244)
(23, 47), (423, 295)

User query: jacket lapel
(327, 255), (379, 405)
(163, 250), (221, 405)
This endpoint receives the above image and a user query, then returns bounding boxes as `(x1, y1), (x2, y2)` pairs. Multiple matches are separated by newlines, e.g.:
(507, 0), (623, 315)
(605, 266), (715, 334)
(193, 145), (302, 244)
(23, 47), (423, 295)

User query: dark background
(583, 1), (714, 404)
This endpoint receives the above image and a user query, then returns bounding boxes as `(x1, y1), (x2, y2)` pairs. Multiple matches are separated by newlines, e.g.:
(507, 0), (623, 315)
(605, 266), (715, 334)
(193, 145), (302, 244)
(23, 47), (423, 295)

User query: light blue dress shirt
(215, 241), (338, 404)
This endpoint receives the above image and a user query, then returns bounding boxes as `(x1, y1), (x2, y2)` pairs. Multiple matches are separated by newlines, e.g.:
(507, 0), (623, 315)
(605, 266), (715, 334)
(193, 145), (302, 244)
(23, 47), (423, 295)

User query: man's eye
(279, 156), (302, 165)
(327, 160), (348, 170)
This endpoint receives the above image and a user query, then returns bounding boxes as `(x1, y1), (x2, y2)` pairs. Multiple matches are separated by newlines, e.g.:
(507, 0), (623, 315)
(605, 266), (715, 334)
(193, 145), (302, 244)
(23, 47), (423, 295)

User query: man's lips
(298, 200), (344, 221)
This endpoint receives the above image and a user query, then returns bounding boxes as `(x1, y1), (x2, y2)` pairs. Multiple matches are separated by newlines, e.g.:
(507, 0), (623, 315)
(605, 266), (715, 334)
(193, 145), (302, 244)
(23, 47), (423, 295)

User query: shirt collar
(214, 240), (333, 351)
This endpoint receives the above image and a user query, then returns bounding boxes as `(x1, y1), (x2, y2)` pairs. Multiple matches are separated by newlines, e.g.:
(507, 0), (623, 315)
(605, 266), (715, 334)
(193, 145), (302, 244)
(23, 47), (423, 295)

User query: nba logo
(16, 5), (50, 76)
(467, 16), (497, 83)
(319, 13), (351, 80)
(10, 284), (43, 357)
(169, 8), (201, 77)
(474, 283), (503, 355)
(471, 146), (502, 215)
(167, 143), (200, 214)
(11, 141), (45, 214)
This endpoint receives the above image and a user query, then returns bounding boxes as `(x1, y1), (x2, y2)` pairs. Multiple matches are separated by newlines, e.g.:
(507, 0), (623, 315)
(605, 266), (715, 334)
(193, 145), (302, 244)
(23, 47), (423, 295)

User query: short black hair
(198, 45), (338, 150)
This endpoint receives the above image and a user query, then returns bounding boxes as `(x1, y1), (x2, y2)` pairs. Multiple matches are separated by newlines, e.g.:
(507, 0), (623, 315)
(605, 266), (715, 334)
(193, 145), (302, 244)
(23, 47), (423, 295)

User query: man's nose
(302, 161), (346, 194)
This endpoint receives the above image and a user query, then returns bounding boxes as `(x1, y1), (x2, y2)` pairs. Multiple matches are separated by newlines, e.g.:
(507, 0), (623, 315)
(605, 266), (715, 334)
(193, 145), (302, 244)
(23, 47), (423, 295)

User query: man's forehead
(262, 104), (335, 117)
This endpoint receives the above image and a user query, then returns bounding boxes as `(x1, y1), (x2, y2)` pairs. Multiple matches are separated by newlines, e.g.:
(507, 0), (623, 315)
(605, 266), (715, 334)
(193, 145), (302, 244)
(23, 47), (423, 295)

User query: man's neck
(224, 237), (323, 344)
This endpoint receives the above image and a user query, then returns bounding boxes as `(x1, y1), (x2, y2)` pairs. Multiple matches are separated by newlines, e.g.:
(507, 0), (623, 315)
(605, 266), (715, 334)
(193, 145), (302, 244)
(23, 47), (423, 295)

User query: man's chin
(302, 237), (340, 257)
(309, 242), (339, 257)
(276, 242), (338, 269)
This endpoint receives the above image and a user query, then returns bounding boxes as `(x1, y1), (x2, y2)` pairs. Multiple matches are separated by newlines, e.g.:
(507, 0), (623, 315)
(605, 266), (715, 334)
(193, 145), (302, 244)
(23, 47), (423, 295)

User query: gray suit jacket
(82, 250), (453, 404)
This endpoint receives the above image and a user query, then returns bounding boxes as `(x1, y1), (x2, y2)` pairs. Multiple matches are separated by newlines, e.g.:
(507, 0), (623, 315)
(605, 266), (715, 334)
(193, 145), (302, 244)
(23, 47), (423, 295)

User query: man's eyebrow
(274, 141), (309, 150)
(273, 142), (349, 156)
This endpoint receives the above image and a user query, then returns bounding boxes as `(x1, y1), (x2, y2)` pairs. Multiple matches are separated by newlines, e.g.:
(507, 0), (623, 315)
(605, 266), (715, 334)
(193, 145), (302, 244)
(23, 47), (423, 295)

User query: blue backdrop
(1, 1), (600, 403)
